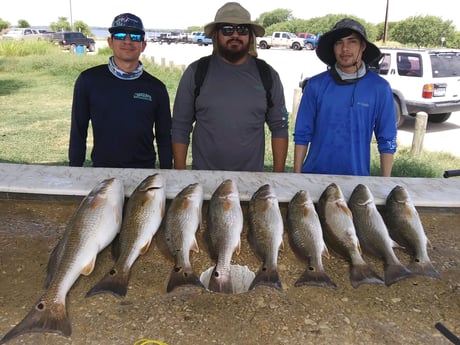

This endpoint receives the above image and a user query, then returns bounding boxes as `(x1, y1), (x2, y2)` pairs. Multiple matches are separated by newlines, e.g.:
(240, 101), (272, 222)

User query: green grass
(1, 40), (459, 177)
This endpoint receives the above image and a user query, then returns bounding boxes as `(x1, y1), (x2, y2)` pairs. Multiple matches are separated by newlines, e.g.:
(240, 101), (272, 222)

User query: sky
(2, 0), (459, 31)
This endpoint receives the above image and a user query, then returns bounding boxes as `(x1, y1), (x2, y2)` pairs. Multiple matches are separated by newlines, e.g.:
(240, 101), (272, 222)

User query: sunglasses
(112, 32), (144, 42)
(219, 25), (250, 36)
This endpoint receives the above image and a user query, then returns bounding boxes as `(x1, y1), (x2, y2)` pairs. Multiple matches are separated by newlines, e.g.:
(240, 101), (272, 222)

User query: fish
(86, 174), (165, 299)
(247, 184), (284, 290)
(0, 178), (124, 344)
(348, 184), (413, 286)
(317, 183), (384, 288)
(384, 185), (441, 279)
(163, 183), (205, 293)
(204, 179), (244, 293)
(286, 190), (336, 288)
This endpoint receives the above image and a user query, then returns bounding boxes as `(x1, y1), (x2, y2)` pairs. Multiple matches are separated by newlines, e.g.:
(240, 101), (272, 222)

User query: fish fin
(166, 267), (205, 293)
(139, 239), (152, 255)
(0, 297), (71, 344)
(408, 260), (441, 280)
(427, 238), (433, 250)
(384, 263), (414, 286)
(86, 267), (129, 299)
(295, 267), (337, 288)
(45, 239), (63, 289)
(249, 266), (282, 291)
(89, 193), (106, 210)
(111, 234), (121, 260)
(322, 246), (331, 259)
(350, 264), (384, 288)
(191, 237), (200, 253)
(338, 203), (353, 217)
(279, 240), (285, 252)
(81, 257), (96, 276)
(235, 241), (241, 256)
(160, 199), (166, 218)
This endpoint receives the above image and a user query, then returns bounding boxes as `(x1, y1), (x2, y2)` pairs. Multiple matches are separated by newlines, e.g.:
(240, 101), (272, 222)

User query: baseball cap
(109, 13), (145, 35)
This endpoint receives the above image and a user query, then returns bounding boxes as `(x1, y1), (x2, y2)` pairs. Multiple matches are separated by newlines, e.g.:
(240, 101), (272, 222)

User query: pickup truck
(304, 33), (321, 50)
(256, 32), (304, 50)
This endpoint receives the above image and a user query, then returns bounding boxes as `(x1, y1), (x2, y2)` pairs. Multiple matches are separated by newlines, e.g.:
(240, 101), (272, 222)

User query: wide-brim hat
(316, 18), (381, 66)
(109, 13), (145, 35)
(204, 2), (265, 38)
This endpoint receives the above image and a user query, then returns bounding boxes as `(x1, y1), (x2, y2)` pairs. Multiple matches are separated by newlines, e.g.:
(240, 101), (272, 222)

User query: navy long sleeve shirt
(69, 64), (172, 169)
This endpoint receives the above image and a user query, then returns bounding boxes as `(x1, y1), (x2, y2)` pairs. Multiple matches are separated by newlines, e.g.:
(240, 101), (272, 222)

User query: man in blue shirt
(69, 13), (172, 169)
(293, 18), (397, 176)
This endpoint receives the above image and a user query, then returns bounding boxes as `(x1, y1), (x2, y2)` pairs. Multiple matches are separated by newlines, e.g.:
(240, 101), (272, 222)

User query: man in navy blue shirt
(69, 13), (172, 169)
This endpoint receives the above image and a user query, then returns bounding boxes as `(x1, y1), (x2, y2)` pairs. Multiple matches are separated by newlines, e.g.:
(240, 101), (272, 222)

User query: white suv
(376, 48), (460, 127)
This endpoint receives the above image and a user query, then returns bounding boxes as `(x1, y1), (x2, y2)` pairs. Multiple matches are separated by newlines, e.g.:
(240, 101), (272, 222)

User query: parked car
(2, 28), (41, 40)
(193, 32), (212, 46)
(374, 47), (460, 127)
(299, 47), (460, 128)
(51, 31), (96, 52)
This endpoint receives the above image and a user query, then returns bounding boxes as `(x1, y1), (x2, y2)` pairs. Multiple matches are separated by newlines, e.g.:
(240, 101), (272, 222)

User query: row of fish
(0, 175), (441, 344)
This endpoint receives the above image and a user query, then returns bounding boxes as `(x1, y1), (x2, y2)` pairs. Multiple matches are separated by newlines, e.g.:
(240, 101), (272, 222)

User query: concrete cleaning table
(0, 163), (458, 208)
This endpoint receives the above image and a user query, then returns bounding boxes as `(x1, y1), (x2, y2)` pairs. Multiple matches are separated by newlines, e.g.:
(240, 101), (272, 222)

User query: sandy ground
(0, 196), (459, 345)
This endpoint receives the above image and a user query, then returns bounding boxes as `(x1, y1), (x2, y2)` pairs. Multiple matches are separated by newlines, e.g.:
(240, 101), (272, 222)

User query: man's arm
(271, 137), (288, 172)
(380, 153), (394, 177)
(293, 144), (308, 173)
(173, 143), (189, 169)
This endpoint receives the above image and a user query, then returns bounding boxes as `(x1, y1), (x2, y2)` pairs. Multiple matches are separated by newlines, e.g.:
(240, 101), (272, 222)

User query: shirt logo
(133, 93), (152, 101)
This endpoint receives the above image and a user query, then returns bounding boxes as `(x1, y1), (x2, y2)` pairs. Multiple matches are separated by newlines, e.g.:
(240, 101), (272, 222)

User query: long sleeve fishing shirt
(69, 65), (172, 168)
(293, 69), (397, 176)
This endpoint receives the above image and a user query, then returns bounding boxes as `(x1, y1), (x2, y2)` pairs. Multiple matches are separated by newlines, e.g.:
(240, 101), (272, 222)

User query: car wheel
(70, 44), (76, 53)
(305, 42), (314, 50)
(292, 42), (301, 50)
(428, 113), (451, 123)
(88, 43), (96, 52)
(259, 41), (268, 49)
(394, 98), (405, 128)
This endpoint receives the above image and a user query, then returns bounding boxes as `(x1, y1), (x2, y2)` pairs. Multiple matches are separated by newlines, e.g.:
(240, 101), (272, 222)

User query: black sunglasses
(112, 32), (144, 42)
(219, 25), (250, 36)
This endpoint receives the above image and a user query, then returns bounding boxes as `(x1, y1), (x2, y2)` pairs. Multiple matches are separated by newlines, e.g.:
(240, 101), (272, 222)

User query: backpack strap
(254, 57), (274, 110)
(194, 55), (211, 103)
(193, 55), (274, 112)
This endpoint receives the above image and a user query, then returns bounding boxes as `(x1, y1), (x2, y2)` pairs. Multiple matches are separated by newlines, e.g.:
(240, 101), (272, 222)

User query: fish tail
(86, 268), (130, 299)
(249, 267), (282, 291)
(294, 268), (337, 288)
(408, 260), (441, 280)
(0, 298), (71, 344)
(350, 264), (384, 288)
(166, 267), (205, 293)
(384, 263), (414, 286)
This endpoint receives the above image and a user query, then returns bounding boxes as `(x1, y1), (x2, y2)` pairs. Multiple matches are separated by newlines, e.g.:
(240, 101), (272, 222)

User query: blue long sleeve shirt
(293, 69), (397, 176)
(69, 65), (172, 169)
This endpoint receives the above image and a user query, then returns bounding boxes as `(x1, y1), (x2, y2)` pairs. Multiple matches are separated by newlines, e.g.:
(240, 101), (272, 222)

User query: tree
(390, 15), (456, 47)
(258, 9), (292, 28)
(0, 18), (10, 31)
(17, 19), (31, 28)
(73, 20), (91, 36)
(50, 17), (72, 32)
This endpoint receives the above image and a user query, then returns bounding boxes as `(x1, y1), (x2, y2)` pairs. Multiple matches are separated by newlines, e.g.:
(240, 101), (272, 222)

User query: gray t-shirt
(172, 53), (288, 172)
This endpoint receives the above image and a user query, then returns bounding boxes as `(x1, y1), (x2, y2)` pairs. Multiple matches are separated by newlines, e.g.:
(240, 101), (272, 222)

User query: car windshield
(430, 52), (460, 77)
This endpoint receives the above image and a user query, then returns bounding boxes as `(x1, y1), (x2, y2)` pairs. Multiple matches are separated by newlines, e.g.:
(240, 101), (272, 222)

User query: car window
(430, 52), (460, 78)
(378, 54), (391, 75)
(397, 53), (422, 77)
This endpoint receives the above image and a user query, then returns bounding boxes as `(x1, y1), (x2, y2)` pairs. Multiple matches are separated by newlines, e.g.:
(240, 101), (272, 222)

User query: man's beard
(217, 38), (250, 63)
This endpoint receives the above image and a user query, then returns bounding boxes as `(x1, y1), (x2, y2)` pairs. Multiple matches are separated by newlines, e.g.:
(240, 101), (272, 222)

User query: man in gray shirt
(172, 2), (289, 172)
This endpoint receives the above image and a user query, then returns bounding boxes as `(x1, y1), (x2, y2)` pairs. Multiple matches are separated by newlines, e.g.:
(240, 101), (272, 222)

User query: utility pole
(69, 0), (74, 30)
(383, 0), (389, 43)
